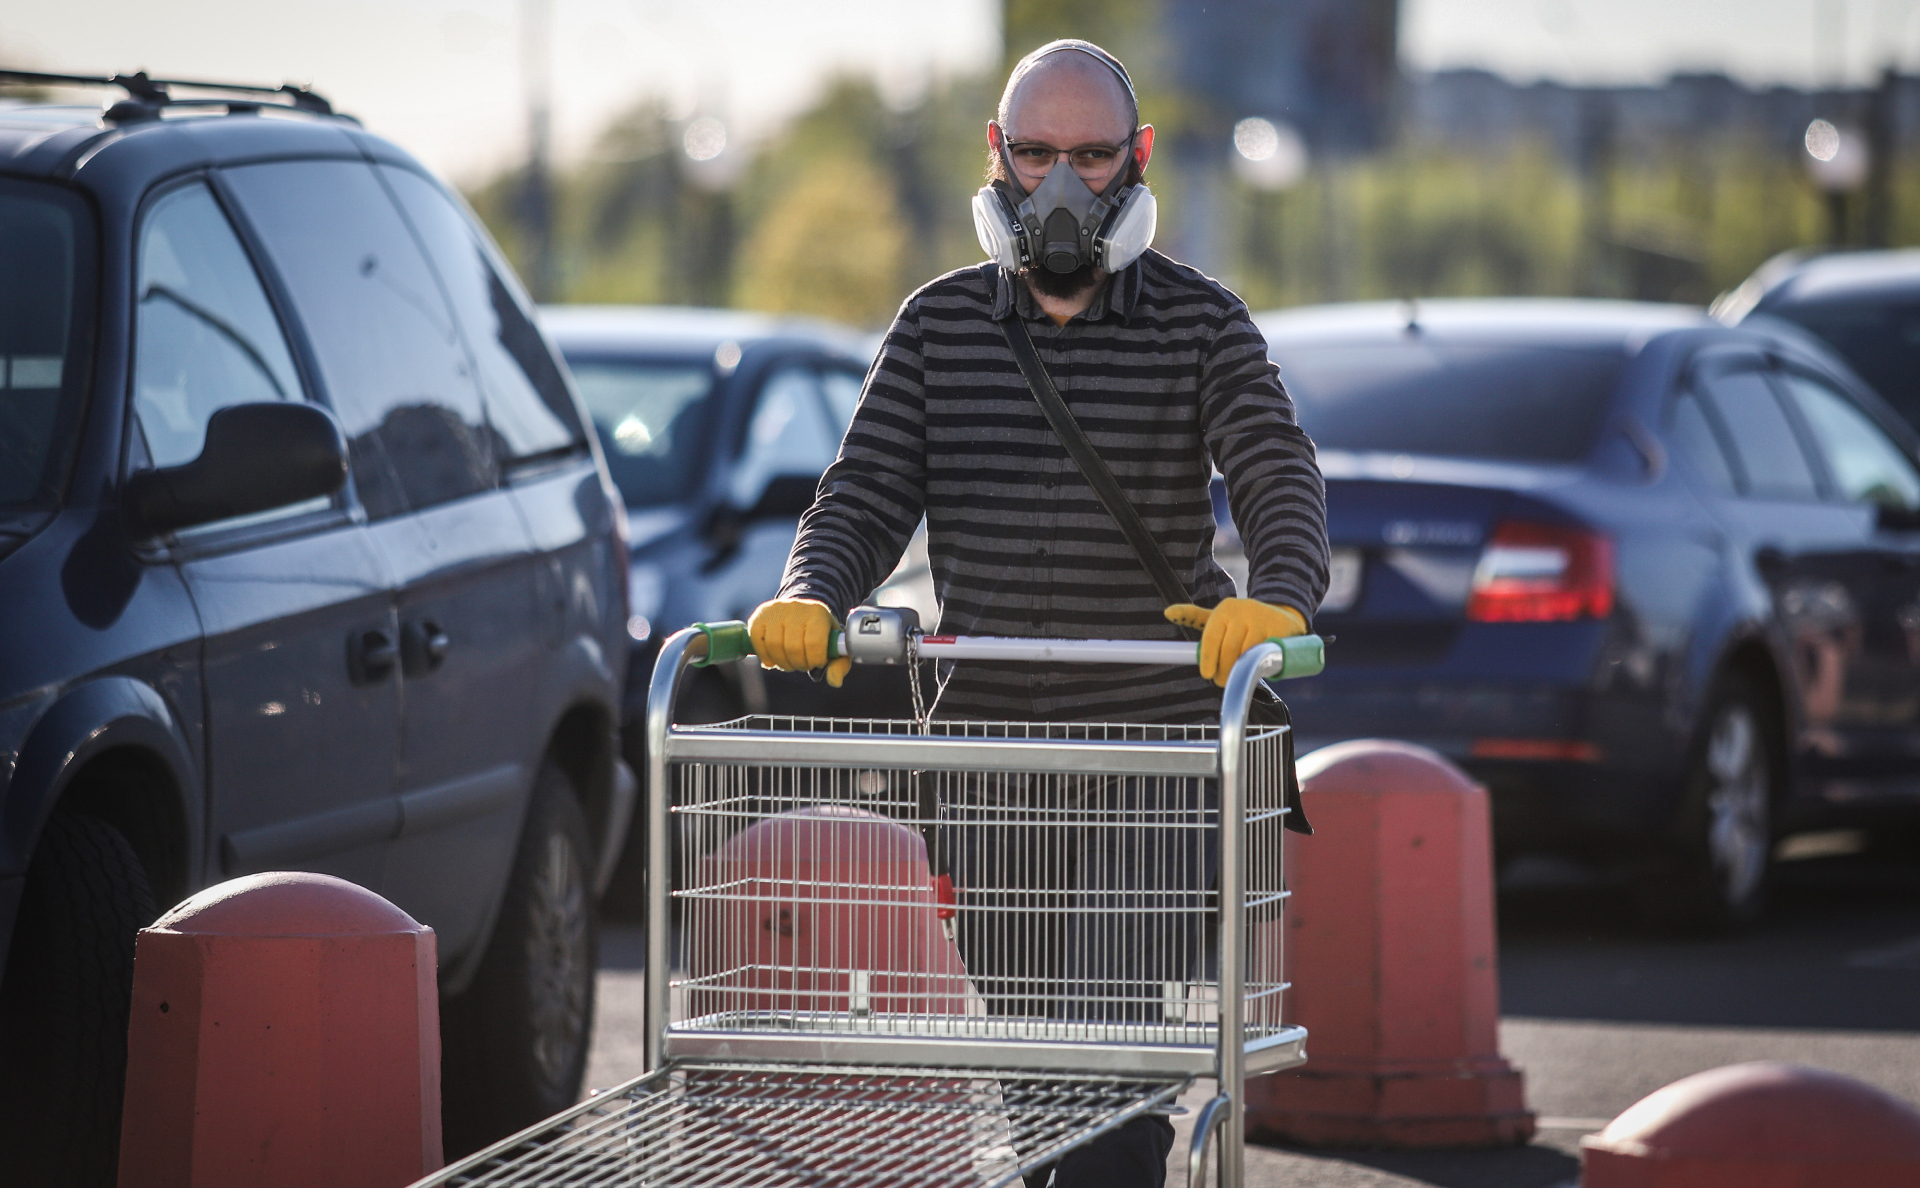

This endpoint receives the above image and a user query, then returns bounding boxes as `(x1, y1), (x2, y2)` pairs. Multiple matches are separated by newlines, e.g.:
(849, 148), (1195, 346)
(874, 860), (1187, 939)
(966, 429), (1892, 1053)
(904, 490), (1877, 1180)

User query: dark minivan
(0, 76), (632, 1181)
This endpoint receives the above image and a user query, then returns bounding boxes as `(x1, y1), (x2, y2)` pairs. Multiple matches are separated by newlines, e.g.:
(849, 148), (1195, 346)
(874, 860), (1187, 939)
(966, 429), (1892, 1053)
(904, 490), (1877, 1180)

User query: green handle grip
(1273, 633), (1325, 679)
(690, 620), (843, 667)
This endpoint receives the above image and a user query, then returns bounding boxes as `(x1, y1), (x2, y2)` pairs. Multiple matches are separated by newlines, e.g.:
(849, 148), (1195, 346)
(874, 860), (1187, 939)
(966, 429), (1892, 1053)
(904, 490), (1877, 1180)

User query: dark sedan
(1226, 299), (1920, 928)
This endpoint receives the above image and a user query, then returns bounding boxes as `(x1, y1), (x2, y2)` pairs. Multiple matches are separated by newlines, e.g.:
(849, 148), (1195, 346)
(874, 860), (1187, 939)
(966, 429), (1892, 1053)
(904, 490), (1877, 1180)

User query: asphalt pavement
(588, 839), (1920, 1186)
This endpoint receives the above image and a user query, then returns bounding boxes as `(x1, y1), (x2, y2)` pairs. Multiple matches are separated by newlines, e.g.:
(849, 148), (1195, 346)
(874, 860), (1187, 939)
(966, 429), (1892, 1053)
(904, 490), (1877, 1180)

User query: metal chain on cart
(907, 631), (929, 733)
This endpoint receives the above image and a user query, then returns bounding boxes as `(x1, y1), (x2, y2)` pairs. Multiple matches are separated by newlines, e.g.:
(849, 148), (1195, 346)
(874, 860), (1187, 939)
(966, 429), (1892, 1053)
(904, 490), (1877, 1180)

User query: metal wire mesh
(419, 1062), (1191, 1187)
(670, 715), (1290, 1064)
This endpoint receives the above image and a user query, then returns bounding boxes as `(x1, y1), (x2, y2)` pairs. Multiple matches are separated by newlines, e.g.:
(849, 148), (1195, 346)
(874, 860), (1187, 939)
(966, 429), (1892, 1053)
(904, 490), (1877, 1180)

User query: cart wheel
(442, 762), (598, 1157)
(1635, 675), (1778, 931)
(0, 812), (156, 1188)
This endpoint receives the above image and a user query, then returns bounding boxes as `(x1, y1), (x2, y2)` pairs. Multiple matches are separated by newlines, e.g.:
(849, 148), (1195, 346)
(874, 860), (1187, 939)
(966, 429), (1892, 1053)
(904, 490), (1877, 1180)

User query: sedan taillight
(1466, 521), (1614, 622)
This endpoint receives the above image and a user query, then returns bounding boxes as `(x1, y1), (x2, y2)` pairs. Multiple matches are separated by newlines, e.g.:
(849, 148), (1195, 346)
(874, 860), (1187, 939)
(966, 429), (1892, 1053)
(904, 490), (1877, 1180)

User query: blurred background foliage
(469, 0), (1920, 327)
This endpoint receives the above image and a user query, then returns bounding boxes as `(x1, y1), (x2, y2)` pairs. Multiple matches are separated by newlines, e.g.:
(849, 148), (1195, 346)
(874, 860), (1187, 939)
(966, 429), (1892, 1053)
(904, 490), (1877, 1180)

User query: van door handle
(402, 620), (450, 676)
(349, 627), (398, 684)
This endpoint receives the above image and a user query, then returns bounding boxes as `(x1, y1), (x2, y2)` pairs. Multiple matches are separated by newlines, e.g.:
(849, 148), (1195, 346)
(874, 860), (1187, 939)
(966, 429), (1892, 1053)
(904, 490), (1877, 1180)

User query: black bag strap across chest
(999, 308), (1196, 609)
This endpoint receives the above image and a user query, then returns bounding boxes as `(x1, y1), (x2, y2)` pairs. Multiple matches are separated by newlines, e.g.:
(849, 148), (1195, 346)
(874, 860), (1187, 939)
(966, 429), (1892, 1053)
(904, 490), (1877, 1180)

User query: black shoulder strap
(999, 313), (1193, 608)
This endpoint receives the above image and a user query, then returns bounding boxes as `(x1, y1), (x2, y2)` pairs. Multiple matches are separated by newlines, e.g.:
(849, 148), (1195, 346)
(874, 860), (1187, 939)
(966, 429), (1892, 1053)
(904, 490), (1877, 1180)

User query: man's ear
(1134, 124), (1155, 175)
(987, 120), (1004, 153)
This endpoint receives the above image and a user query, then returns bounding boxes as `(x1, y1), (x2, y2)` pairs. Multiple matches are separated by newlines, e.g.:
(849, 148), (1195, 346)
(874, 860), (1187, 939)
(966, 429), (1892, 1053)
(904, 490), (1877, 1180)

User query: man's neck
(1023, 269), (1109, 326)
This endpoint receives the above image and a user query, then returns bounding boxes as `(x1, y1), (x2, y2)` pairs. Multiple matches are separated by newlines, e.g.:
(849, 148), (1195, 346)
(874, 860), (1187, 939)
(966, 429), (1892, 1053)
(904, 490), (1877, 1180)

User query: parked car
(1716, 248), (1920, 435)
(1226, 298), (1920, 929)
(0, 73), (632, 1179)
(540, 305), (930, 912)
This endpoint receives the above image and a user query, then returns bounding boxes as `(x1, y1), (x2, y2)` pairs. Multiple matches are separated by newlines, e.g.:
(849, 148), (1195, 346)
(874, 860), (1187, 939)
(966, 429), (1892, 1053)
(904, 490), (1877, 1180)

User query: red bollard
(117, 872), (442, 1188)
(1582, 1062), (1920, 1186)
(1244, 739), (1534, 1148)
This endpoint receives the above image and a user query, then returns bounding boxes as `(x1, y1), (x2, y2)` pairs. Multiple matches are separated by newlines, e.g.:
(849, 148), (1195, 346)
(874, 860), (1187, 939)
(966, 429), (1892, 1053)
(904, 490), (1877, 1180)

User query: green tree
(734, 150), (908, 326)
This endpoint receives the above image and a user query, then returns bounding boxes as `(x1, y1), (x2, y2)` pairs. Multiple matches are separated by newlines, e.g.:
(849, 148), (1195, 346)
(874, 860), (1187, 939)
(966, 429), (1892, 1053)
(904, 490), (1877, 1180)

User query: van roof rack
(0, 68), (342, 124)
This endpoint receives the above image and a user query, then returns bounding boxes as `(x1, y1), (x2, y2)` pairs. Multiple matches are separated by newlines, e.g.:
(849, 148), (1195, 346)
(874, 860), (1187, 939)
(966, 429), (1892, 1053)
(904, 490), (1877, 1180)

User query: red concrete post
(117, 872), (442, 1188)
(1582, 1062), (1920, 1186)
(1244, 739), (1534, 1148)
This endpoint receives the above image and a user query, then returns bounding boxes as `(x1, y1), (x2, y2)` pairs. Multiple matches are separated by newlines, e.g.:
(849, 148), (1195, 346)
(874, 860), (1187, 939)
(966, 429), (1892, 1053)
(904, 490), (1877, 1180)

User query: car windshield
(0, 179), (92, 509)
(1274, 340), (1628, 463)
(1766, 298), (1920, 432)
(566, 357), (716, 507)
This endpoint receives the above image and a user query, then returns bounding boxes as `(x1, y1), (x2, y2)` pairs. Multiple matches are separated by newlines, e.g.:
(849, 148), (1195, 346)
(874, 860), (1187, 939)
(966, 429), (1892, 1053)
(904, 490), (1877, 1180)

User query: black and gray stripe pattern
(780, 252), (1328, 723)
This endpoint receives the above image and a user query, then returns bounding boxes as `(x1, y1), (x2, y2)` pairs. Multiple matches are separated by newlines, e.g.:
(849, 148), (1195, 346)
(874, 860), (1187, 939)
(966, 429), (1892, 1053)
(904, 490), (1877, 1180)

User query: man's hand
(1164, 598), (1308, 688)
(748, 599), (852, 687)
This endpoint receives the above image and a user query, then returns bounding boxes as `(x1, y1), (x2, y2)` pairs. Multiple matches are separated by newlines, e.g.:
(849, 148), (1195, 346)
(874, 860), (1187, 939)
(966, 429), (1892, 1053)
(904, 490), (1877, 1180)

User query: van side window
(1778, 372), (1920, 512)
(222, 160), (496, 519)
(377, 166), (584, 465)
(132, 182), (304, 470)
(1696, 368), (1819, 501)
(1669, 394), (1737, 495)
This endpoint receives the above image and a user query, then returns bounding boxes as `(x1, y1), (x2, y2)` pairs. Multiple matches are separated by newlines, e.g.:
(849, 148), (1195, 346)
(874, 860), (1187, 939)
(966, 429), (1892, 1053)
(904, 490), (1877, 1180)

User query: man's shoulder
(899, 263), (998, 317)
(1133, 249), (1251, 319)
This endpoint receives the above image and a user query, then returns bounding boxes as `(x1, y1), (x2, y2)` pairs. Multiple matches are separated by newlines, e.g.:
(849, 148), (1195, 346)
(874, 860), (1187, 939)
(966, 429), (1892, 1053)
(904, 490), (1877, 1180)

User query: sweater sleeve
(776, 301), (929, 621)
(1198, 301), (1330, 622)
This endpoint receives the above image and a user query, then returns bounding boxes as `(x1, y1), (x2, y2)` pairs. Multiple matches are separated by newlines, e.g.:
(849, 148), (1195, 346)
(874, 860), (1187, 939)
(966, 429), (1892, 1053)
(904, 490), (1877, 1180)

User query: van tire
(441, 763), (598, 1158)
(0, 812), (157, 1188)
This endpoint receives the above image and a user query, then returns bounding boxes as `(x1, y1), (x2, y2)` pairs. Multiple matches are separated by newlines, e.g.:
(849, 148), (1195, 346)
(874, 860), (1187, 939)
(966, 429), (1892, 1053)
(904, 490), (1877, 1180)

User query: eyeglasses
(1003, 133), (1135, 180)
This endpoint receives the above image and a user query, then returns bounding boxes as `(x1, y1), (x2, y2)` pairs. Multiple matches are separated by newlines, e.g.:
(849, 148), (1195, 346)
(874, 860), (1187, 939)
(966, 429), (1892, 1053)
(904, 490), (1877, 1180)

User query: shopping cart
(414, 607), (1324, 1187)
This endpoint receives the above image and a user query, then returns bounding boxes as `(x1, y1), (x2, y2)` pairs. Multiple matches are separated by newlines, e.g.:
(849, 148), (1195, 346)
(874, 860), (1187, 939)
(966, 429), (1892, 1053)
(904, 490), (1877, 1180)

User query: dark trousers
(946, 776), (1215, 1188)
(1024, 1114), (1175, 1188)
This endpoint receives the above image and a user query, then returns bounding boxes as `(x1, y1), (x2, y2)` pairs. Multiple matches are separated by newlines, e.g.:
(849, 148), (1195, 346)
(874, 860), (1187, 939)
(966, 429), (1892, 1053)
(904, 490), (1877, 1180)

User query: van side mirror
(125, 402), (349, 535)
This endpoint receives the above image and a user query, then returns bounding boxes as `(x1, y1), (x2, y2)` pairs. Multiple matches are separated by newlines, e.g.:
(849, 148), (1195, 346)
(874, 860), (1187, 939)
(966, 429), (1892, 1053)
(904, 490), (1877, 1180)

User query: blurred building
(1164, 0), (1400, 155)
(1406, 69), (1920, 162)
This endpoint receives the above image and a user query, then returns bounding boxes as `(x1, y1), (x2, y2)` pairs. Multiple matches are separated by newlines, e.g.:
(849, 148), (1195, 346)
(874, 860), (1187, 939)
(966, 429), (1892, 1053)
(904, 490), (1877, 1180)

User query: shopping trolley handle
(690, 606), (1327, 679)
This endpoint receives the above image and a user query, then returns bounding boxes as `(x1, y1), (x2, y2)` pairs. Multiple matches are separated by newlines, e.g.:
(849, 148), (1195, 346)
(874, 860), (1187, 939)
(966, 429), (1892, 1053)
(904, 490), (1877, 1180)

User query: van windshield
(0, 179), (93, 510)
(1275, 340), (1628, 464)
(566, 357), (716, 507)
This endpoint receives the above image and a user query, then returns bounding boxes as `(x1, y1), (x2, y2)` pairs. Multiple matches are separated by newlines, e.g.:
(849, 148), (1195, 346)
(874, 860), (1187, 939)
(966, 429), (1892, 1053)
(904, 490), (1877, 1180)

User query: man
(749, 40), (1328, 1187)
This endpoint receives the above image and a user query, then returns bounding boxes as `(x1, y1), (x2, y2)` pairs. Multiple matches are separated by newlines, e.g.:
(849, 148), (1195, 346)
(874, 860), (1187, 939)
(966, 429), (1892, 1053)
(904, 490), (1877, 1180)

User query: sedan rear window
(568, 359), (714, 508)
(1275, 342), (1627, 463)
(0, 179), (93, 508)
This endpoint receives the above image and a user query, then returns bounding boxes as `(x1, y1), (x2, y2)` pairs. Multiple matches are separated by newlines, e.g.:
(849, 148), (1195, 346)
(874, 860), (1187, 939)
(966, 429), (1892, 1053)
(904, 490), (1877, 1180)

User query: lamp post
(1805, 117), (1870, 247)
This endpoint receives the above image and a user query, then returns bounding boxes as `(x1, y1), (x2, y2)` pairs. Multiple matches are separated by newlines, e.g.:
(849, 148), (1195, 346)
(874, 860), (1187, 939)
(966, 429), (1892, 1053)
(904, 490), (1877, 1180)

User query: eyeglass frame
(997, 127), (1139, 181)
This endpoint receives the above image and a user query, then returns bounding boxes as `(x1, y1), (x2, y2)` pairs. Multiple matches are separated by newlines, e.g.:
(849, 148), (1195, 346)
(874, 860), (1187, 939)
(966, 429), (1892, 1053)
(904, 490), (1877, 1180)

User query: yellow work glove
(748, 598), (852, 688)
(1164, 598), (1308, 688)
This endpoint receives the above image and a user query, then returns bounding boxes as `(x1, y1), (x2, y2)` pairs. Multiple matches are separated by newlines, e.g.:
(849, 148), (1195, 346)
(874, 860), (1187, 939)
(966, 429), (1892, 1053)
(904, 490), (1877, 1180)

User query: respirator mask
(971, 155), (1157, 277)
(970, 39), (1157, 277)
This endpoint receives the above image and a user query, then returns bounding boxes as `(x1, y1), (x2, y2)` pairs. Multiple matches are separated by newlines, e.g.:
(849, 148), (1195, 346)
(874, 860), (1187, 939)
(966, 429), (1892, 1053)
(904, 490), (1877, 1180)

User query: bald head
(987, 42), (1153, 196)
(998, 48), (1135, 143)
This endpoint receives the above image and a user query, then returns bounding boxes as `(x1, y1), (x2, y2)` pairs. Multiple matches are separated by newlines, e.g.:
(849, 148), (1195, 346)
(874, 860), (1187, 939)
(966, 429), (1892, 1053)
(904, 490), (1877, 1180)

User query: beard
(1020, 261), (1101, 299)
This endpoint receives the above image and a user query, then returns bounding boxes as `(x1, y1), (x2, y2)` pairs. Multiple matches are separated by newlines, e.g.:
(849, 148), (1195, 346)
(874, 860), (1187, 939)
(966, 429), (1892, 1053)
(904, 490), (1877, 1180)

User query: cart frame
(639, 625), (1307, 1185)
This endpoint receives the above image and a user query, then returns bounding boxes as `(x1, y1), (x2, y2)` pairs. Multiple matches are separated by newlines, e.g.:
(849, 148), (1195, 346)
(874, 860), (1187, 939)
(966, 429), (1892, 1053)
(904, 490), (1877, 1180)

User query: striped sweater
(779, 252), (1329, 723)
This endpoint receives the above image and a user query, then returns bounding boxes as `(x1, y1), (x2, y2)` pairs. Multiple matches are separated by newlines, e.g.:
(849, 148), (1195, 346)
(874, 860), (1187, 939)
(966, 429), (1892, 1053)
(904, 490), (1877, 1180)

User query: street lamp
(1805, 118), (1870, 245)
(1232, 117), (1308, 191)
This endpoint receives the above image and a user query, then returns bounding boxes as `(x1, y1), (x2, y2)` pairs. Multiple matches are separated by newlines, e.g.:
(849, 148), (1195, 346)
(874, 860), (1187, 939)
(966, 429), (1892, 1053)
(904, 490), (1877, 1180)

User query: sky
(1, 0), (1913, 184)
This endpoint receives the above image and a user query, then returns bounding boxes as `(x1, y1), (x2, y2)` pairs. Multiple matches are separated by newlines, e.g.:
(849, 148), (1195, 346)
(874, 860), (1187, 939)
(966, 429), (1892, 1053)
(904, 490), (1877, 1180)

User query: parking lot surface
(588, 844), (1920, 1186)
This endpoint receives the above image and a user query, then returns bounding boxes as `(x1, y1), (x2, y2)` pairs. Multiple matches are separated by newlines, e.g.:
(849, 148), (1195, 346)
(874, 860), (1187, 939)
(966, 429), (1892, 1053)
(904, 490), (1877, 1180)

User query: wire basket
(666, 714), (1292, 1075)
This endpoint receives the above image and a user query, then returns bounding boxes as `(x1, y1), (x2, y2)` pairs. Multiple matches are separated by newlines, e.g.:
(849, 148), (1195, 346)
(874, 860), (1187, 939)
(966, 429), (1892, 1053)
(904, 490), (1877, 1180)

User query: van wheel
(0, 812), (157, 1188)
(441, 762), (598, 1158)
(1635, 676), (1777, 931)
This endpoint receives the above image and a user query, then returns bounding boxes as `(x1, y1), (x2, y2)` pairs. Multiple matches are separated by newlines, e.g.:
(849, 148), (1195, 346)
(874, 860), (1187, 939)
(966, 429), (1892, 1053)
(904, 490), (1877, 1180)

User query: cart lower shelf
(415, 1060), (1192, 1187)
